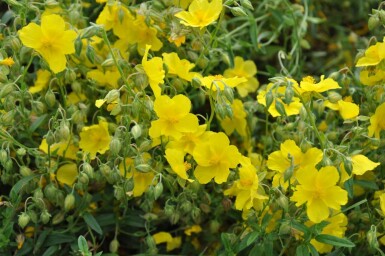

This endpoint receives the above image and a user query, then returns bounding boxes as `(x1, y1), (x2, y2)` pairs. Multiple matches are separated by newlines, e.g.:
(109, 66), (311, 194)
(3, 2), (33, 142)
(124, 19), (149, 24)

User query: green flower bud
(45, 89), (56, 108)
(164, 204), (175, 217)
(278, 221), (291, 235)
(367, 225), (379, 250)
(82, 162), (94, 179)
(231, 7), (248, 17)
(52, 211), (65, 225)
(44, 183), (58, 202)
(109, 239), (119, 253)
(64, 194), (75, 212)
(79, 172), (89, 185)
(72, 110), (85, 124)
(131, 124), (142, 140)
(0, 149), (8, 165)
(71, 81), (82, 94)
(20, 166), (32, 177)
(240, 0), (254, 10)
(18, 212), (30, 229)
(9, 36), (21, 51)
(223, 86), (234, 103)
(28, 210), (38, 223)
(210, 220), (220, 233)
(105, 89), (120, 103)
(0, 83), (15, 98)
(33, 188), (44, 201)
(40, 210), (51, 224)
(110, 138), (121, 155)
(4, 159), (13, 171)
(100, 164), (112, 177)
(276, 194), (289, 212)
(45, 131), (55, 146)
(16, 148), (27, 157)
(139, 140), (152, 152)
(0, 73), (8, 83)
(1, 110), (15, 125)
(114, 185), (125, 201)
(135, 164), (152, 173)
(153, 182), (163, 200)
(191, 77), (202, 88)
(180, 200), (192, 213)
(191, 207), (201, 222)
(58, 124), (70, 141)
(368, 15), (380, 30)
(65, 69), (77, 83)
(170, 212), (180, 224)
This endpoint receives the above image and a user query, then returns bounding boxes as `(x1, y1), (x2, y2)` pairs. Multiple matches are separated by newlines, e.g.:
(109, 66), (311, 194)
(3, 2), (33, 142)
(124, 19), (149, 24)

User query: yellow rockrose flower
(166, 124), (207, 154)
(56, 163), (78, 186)
(368, 102), (385, 138)
(142, 45), (165, 97)
(152, 232), (181, 252)
(162, 52), (198, 81)
(291, 166), (348, 223)
(165, 148), (190, 180)
(299, 75), (340, 93)
(199, 74), (246, 91)
(184, 225), (202, 236)
(0, 57), (15, 67)
(79, 120), (111, 159)
(359, 67), (385, 86)
(356, 40), (385, 67)
(224, 56), (259, 97)
(192, 132), (241, 184)
(324, 98), (359, 120)
(18, 14), (77, 73)
(87, 68), (121, 89)
(29, 69), (51, 94)
(149, 94), (199, 140)
(175, 0), (223, 29)
(219, 99), (247, 136)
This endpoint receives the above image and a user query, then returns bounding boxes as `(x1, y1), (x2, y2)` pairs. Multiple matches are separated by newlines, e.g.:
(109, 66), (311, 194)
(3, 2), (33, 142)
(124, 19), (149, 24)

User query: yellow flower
(96, 1), (134, 37)
(142, 45), (165, 97)
(153, 232), (181, 252)
(67, 92), (86, 105)
(291, 166), (348, 223)
(224, 56), (259, 97)
(18, 14), (77, 73)
(219, 99), (247, 136)
(119, 156), (154, 197)
(39, 138), (78, 160)
(149, 94), (199, 140)
(162, 52), (198, 81)
(166, 124), (207, 154)
(192, 132), (241, 184)
(79, 120), (111, 159)
(168, 34), (186, 47)
(299, 75), (340, 93)
(224, 156), (267, 211)
(165, 148), (190, 179)
(184, 225), (202, 236)
(368, 102), (385, 138)
(380, 193), (385, 216)
(359, 67), (385, 86)
(339, 154), (380, 179)
(0, 57), (15, 66)
(356, 41), (385, 67)
(29, 69), (51, 94)
(175, 0), (223, 29)
(257, 81), (303, 117)
(324, 98), (359, 120)
(87, 68), (121, 89)
(199, 74), (246, 91)
(56, 163), (78, 186)
(173, 0), (193, 9)
(267, 140), (323, 188)
(307, 212), (348, 253)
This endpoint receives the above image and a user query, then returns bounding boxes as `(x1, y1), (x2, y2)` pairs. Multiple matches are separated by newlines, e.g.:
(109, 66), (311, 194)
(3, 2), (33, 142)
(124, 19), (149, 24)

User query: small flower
(324, 98), (359, 120)
(224, 56), (259, 97)
(162, 52), (198, 81)
(184, 225), (202, 236)
(29, 69), (51, 94)
(87, 68), (121, 89)
(199, 74), (246, 91)
(142, 45), (165, 97)
(96, 2), (134, 37)
(359, 67), (385, 86)
(368, 102), (385, 138)
(18, 14), (77, 73)
(175, 0), (223, 29)
(56, 163), (78, 186)
(152, 232), (181, 252)
(219, 99), (247, 136)
(356, 40), (385, 67)
(0, 57), (15, 67)
(119, 156), (154, 197)
(224, 156), (267, 211)
(165, 148), (191, 179)
(149, 94), (199, 139)
(257, 81), (303, 117)
(267, 139), (323, 188)
(39, 138), (78, 160)
(306, 212), (348, 253)
(168, 34), (186, 47)
(291, 166), (348, 223)
(299, 75), (340, 93)
(193, 132), (241, 184)
(166, 124), (207, 154)
(79, 120), (111, 159)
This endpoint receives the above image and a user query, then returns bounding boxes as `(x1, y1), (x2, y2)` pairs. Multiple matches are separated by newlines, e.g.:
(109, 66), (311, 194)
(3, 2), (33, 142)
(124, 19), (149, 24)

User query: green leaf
(246, 232), (259, 246)
(78, 235), (88, 252)
(307, 243), (319, 256)
(42, 246), (59, 256)
(34, 229), (50, 254)
(83, 212), (103, 235)
(314, 234), (355, 248)
(29, 114), (48, 133)
(221, 233), (233, 253)
(45, 233), (75, 246)
(296, 244), (309, 256)
(344, 178), (354, 199)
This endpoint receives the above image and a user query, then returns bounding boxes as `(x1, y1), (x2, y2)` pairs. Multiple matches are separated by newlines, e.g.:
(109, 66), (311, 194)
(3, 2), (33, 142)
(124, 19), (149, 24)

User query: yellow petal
(351, 154), (380, 175)
(56, 163), (78, 186)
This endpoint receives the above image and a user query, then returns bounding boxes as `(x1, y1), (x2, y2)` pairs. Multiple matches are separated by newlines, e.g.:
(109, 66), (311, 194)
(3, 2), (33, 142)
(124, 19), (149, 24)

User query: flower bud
(4, 159), (13, 171)
(20, 166), (32, 177)
(367, 225), (379, 250)
(52, 211), (65, 225)
(65, 69), (77, 84)
(18, 212), (30, 229)
(0, 83), (15, 98)
(164, 204), (175, 217)
(45, 89), (56, 108)
(368, 15), (380, 30)
(153, 182), (163, 200)
(223, 86), (234, 103)
(105, 89), (120, 103)
(110, 138), (121, 155)
(131, 124), (142, 139)
(58, 123), (70, 141)
(28, 210), (38, 223)
(64, 194), (75, 212)
(191, 207), (201, 222)
(40, 210), (51, 224)
(72, 110), (85, 124)
(44, 183), (58, 202)
(276, 194), (289, 212)
(135, 164), (152, 173)
(170, 212), (180, 224)
(0, 149), (8, 165)
(79, 172), (89, 185)
(114, 186), (125, 201)
(240, 0), (254, 10)
(71, 81), (82, 94)
(231, 7), (248, 17)
(100, 164), (112, 177)
(82, 162), (94, 179)
(109, 239), (119, 253)
(210, 220), (220, 233)
(180, 200), (192, 213)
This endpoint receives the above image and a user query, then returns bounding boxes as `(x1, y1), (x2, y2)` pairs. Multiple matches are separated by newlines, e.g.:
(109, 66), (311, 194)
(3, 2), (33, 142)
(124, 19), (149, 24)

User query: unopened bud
(131, 124), (142, 139)
(65, 69), (76, 83)
(109, 239), (119, 253)
(368, 15), (380, 30)
(110, 138), (121, 155)
(18, 212), (30, 229)
(231, 7), (248, 17)
(64, 194), (75, 212)
(105, 89), (120, 103)
(40, 210), (51, 224)
(153, 182), (163, 200)
(52, 211), (65, 225)
(45, 89), (56, 108)
(20, 166), (32, 177)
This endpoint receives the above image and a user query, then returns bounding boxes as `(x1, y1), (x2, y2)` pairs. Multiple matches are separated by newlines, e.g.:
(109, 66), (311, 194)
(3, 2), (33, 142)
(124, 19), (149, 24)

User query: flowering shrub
(0, 0), (385, 255)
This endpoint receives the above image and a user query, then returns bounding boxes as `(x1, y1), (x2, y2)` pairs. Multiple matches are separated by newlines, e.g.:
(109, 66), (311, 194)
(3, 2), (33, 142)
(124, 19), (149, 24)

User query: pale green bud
(64, 194), (75, 212)
(18, 212), (30, 229)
